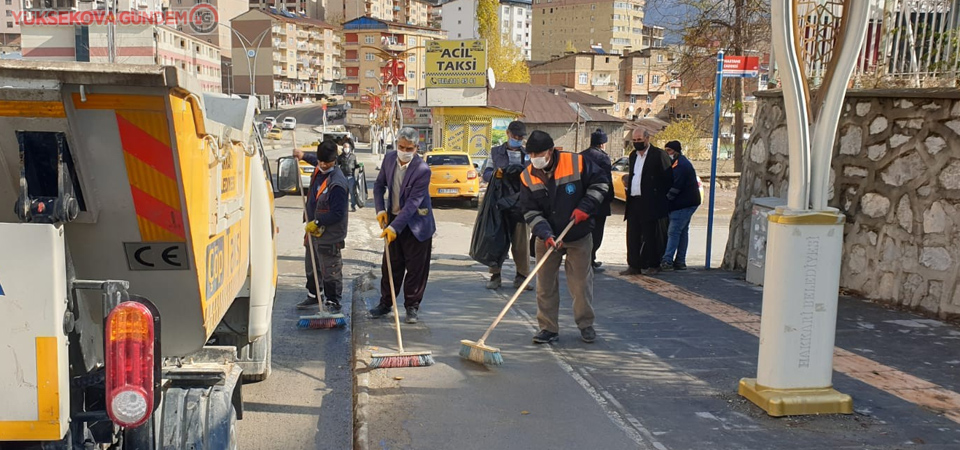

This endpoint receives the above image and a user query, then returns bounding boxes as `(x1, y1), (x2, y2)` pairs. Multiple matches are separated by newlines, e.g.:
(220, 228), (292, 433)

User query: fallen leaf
(521, 411), (530, 415)
(394, 376), (404, 381)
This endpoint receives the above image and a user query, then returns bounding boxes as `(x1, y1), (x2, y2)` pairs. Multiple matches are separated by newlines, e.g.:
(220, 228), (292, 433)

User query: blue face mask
(508, 138), (523, 148)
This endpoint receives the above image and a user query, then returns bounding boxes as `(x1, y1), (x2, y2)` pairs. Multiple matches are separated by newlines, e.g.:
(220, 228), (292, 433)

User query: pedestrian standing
(520, 131), (611, 344)
(481, 120), (532, 290)
(660, 141), (702, 271)
(620, 128), (673, 276)
(581, 128), (614, 270)
(296, 141), (349, 312)
(338, 137), (362, 211)
(370, 127), (437, 324)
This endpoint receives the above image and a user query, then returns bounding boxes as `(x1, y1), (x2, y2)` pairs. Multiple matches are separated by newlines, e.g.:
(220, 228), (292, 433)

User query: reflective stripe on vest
(314, 177), (330, 201)
(521, 152), (583, 189)
(521, 168), (546, 192)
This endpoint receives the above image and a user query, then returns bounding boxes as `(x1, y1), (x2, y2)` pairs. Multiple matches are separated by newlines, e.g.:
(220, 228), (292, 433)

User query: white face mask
(319, 166), (335, 174)
(397, 150), (415, 163)
(531, 155), (550, 169)
(342, 146), (351, 153)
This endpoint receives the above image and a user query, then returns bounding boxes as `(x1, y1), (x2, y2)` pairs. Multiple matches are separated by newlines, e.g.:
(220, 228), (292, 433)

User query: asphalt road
(261, 104), (347, 127)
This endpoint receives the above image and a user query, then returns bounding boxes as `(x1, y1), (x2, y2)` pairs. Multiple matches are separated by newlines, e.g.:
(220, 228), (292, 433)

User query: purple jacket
(374, 151), (437, 242)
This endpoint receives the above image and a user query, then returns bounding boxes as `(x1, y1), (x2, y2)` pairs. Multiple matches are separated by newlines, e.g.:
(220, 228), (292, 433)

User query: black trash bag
(469, 177), (511, 267)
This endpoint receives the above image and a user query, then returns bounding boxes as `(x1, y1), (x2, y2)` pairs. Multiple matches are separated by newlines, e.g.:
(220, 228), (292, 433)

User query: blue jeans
(662, 206), (698, 265)
(346, 176), (360, 209)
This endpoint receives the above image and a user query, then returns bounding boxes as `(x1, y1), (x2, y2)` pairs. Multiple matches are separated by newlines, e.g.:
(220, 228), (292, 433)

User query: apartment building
(325, 0), (431, 26)
(1, 0), (20, 47)
(230, 9), (342, 107)
(248, 0), (324, 20)
(166, 0), (248, 93)
(531, 0), (646, 61)
(22, 23), (222, 91)
(441, 0), (531, 60)
(619, 47), (677, 119)
(341, 16), (444, 129)
(529, 52), (622, 112)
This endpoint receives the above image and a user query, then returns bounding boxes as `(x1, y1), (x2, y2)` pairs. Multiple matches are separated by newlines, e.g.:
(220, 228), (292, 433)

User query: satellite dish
(487, 67), (496, 89)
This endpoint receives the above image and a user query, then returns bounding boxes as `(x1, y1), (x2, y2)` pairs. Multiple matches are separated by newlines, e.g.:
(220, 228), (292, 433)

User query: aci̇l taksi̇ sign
(425, 39), (488, 88)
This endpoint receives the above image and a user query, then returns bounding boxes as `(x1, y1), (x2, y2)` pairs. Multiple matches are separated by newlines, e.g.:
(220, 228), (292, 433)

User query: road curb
(351, 271), (376, 450)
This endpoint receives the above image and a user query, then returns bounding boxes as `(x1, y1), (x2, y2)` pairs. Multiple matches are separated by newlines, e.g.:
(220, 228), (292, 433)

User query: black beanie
(590, 128), (607, 146)
(664, 140), (682, 153)
(317, 140), (339, 162)
(525, 130), (554, 153)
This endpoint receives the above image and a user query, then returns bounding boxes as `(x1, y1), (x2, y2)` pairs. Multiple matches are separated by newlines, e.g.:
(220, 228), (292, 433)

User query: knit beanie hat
(664, 140), (682, 154)
(590, 128), (608, 146)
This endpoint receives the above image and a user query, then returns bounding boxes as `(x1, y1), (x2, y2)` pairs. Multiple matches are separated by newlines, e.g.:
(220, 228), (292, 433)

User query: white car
(282, 117), (297, 130)
(263, 117), (276, 128)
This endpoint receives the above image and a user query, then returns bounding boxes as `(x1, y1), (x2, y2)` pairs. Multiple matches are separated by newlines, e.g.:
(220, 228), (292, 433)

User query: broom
(460, 221), (576, 365)
(295, 155), (346, 330)
(370, 236), (435, 368)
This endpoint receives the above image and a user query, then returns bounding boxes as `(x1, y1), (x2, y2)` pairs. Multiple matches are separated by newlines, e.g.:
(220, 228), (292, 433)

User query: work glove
(381, 226), (397, 244)
(504, 164), (524, 178)
(545, 236), (562, 250)
(377, 211), (389, 229)
(304, 221), (324, 238)
(495, 168), (504, 179)
(571, 208), (590, 225)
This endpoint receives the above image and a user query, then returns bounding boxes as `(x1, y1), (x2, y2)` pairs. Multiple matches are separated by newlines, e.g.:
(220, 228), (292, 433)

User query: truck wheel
(241, 324), (272, 383)
(160, 386), (238, 450)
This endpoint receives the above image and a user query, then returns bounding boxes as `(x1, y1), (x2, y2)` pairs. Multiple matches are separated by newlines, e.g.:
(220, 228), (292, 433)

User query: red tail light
(106, 301), (155, 428)
(467, 170), (477, 180)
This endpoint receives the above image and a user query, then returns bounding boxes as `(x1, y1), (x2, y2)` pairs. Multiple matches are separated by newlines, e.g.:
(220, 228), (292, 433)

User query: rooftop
(489, 82), (624, 124)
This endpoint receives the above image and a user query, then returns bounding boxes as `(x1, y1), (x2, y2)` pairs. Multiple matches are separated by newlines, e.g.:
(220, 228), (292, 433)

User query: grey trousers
(305, 240), (344, 304)
(490, 220), (531, 278)
(534, 233), (595, 334)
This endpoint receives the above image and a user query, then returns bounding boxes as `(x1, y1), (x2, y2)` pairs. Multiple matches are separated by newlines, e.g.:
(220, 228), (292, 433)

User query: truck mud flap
(159, 365), (241, 450)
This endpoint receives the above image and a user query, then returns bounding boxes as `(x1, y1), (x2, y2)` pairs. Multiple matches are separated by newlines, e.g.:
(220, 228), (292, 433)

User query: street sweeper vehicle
(0, 61), (279, 449)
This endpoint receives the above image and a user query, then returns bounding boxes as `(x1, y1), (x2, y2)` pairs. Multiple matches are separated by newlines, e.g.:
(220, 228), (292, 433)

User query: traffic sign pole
(705, 50), (724, 270)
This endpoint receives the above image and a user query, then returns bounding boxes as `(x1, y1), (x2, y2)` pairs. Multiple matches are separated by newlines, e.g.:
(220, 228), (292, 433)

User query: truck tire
(240, 325), (272, 383)
(160, 386), (238, 450)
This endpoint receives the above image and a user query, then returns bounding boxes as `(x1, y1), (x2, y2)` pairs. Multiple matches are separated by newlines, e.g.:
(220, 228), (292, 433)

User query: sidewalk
(352, 256), (960, 450)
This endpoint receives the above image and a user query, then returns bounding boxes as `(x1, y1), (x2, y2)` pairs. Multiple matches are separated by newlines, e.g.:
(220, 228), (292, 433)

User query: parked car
(425, 150), (480, 207)
(610, 156), (703, 202)
(282, 117), (297, 130)
(298, 152), (316, 188)
(263, 117), (276, 129)
(265, 128), (283, 140)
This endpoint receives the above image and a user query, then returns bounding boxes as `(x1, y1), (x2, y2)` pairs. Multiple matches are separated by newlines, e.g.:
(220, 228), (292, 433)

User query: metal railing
(798, 0), (960, 88)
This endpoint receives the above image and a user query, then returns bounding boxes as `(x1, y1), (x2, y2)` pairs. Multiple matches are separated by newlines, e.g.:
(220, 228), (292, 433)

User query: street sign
(247, 49), (256, 58)
(425, 39), (487, 88)
(722, 56), (760, 78)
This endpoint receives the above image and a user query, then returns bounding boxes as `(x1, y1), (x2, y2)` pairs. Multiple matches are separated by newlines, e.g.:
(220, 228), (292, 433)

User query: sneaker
(532, 329), (559, 344)
(324, 301), (342, 314)
(368, 303), (391, 318)
(674, 262), (687, 271)
(645, 267), (662, 276)
(513, 275), (532, 291)
(486, 273), (502, 290)
(619, 267), (642, 276)
(405, 307), (418, 324)
(580, 326), (597, 343)
(296, 296), (319, 310)
(660, 262), (675, 272)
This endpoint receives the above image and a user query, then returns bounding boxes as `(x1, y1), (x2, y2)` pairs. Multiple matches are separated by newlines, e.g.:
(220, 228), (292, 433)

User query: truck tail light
(467, 169), (477, 180)
(106, 301), (156, 428)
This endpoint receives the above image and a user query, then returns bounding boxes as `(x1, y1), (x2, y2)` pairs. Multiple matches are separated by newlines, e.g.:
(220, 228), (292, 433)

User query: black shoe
(645, 267), (662, 276)
(486, 273), (502, 290)
(619, 267), (642, 276)
(350, 207), (357, 212)
(592, 261), (602, 269)
(674, 262), (687, 270)
(513, 275), (532, 291)
(368, 304), (391, 318)
(580, 326), (596, 343)
(532, 330), (559, 344)
(324, 301), (342, 314)
(660, 262), (675, 272)
(296, 296), (319, 310)
(405, 307), (418, 324)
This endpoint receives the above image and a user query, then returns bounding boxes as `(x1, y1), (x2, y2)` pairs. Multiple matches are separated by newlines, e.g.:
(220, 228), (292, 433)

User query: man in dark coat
(620, 128), (673, 276)
(661, 140), (702, 271)
(581, 128), (614, 270)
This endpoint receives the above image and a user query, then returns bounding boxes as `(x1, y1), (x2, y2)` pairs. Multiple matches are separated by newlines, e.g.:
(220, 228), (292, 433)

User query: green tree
(655, 119), (710, 160)
(478, 0), (530, 83)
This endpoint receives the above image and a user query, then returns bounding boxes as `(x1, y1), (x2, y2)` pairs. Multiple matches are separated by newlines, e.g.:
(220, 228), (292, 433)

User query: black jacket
(623, 144), (673, 221)
(581, 146), (614, 217)
(520, 150), (611, 243)
(338, 151), (358, 177)
(667, 154), (701, 211)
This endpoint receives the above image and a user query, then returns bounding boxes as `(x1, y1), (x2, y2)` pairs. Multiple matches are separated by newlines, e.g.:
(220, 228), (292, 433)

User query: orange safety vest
(520, 151), (583, 191)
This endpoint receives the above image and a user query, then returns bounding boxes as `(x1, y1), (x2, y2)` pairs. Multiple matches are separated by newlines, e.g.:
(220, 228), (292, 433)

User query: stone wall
(723, 89), (960, 318)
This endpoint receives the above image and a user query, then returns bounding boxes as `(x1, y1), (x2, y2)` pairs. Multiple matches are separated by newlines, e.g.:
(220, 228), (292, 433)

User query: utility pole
(107, 0), (116, 63)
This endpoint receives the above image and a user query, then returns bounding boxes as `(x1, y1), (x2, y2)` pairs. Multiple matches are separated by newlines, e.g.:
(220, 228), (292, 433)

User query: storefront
(430, 106), (519, 158)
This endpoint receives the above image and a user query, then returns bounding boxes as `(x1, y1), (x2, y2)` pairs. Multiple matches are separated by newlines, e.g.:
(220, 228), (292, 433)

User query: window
(4, 10), (10, 16)
(652, 75), (660, 84)
(365, 69), (375, 78)
(646, 95), (652, 103)
(657, 54), (663, 63)
(590, 3), (595, 9)
(4, 0), (10, 4)
(365, 53), (375, 61)
(614, 103), (620, 112)
(409, 55), (416, 62)
(578, 73), (587, 84)
(364, 36), (375, 44)
(636, 74), (643, 84)
(408, 71), (415, 79)
(629, 95), (636, 104)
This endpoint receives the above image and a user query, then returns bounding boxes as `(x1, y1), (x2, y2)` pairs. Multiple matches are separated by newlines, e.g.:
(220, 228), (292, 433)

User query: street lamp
(220, 23), (271, 100)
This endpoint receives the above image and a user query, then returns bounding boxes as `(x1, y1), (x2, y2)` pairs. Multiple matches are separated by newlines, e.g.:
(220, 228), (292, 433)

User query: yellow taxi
(611, 156), (704, 202)
(298, 154), (316, 189)
(425, 150), (480, 207)
(265, 128), (283, 140)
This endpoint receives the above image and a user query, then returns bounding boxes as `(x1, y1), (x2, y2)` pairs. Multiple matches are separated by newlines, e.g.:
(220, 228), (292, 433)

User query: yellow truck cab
(0, 61), (279, 449)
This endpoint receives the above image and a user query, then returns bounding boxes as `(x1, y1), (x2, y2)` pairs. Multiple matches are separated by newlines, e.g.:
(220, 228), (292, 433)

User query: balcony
(383, 41), (404, 52)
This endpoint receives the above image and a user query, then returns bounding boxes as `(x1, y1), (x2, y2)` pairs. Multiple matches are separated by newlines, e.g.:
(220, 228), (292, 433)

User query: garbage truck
(0, 61), (279, 449)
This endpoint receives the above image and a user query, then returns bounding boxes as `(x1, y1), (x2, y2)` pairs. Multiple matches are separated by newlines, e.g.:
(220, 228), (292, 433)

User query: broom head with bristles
(459, 339), (503, 366)
(370, 351), (435, 368)
(297, 312), (347, 329)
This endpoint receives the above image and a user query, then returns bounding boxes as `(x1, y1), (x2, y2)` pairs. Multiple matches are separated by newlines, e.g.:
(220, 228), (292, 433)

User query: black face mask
(634, 142), (646, 152)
